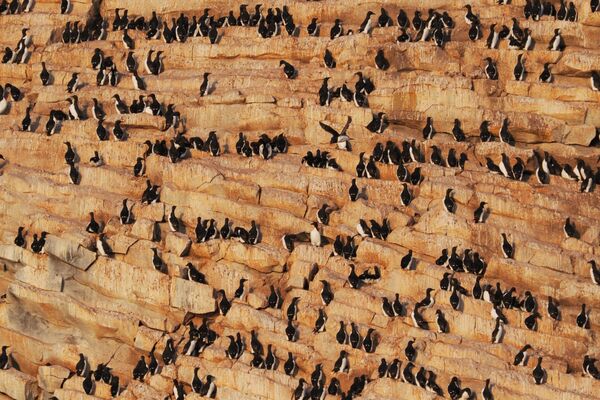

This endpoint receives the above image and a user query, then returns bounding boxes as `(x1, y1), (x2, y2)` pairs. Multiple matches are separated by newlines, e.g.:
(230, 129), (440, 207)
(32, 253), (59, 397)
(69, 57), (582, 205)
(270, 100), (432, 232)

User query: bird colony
(1, 0), (600, 399)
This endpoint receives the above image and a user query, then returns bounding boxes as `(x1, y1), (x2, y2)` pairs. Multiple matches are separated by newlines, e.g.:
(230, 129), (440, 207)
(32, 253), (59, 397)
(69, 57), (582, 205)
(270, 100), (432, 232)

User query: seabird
(324, 49), (336, 68)
(132, 356), (147, 381)
(484, 57), (498, 80)
(499, 118), (515, 145)
(75, 354), (88, 377)
(293, 379), (308, 400)
(486, 24), (499, 49)
(539, 63), (552, 83)
(564, 218), (578, 238)
(333, 350), (349, 373)
(358, 10), (375, 34)
(533, 357), (546, 384)
(112, 94), (129, 114)
(388, 359), (401, 379)
(82, 371), (94, 395)
(382, 297), (395, 317)
(549, 28), (564, 51)
(185, 262), (205, 284)
(217, 290), (231, 315)
(547, 296), (560, 320)
(452, 119), (466, 142)
(313, 309), (327, 333)
(67, 160), (79, 184)
(60, 0), (70, 14)
(200, 375), (216, 398)
(402, 362), (416, 385)
(347, 264), (361, 289)
(400, 249), (413, 270)
(307, 18), (318, 36)
(269, 285), (282, 309)
(320, 280), (333, 305)
(279, 60), (296, 79)
(576, 304), (589, 329)
(591, 71), (600, 91)
(514, 54), (526, 81)
(500, 233), (513, 258)
(284, 352), (296, 376)
(436, 310), (449, 333)
(523, 311), (540, 331)
(491, 318), (504, 343)
(335, 321), (348, 345)
(318, 77), (331, 106)
(66, 72), (79, 93)
(285, 319), (297, 342)
(590, 260), (600, 285)
(443, 188), (456, 213)
(348, 178), (359, 201)
(412, 306), (428, 329)
(366, 112), (387, 133)
(513, 344), (532, 366)
(474, 201), (487, 223)
(31, 231), (47, 253)
(375, 49), (389, 70)
(265, 345), (277, 370)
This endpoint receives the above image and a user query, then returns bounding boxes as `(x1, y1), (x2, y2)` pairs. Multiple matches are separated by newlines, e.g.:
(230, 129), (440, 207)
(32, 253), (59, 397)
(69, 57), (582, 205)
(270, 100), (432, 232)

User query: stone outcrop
(0, 0), (600, 399)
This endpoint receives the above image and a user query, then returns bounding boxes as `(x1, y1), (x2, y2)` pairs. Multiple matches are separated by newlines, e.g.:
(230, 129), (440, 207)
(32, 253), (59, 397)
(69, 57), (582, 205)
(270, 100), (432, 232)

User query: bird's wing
(319, 121), (339, 136)
(339, 116), (352, 136)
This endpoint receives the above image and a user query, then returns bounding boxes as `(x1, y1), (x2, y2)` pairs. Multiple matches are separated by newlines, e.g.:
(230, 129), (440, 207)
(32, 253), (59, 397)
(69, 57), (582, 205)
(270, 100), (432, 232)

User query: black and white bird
(375, 49), (389, 70)
(293, 379), (308, 400)
(279, 60), (296, 79)
(200, 72), (210, 96)
(332, 350), (349, 373)
(474, 201), (487, 223)
(500, 233), (513, 258)
(218, 290), (231, 315)
(539, 63), (553, 83)
(314, 309), (327, 333)
(307, 222), (322, 247)
(366, 112), (387, 133)
(60, 0), (70, 14)
(491, 317), (504, 343)
(319, 77), (331, 106)
(548, 28), (564, 51)
(336, 321), (348, 345)
(417, 288), (435, 308)
(443, 188), (455, 213)
(576, 304), (589, 329)
(514, 344), (532, 366)
(533, 357), (546, 384)
(75, 353), (88, 376)
(66, 72), (79, 93)
(590, 260), (600, 285)
(514, 54), (526, 81)
(484, 57), (498, 80)
(436, 310), (449, 333)
(348, 179), (359, 202)
(400, 183), (411, 206)
(320, 280), (333, 305)
(359, 11), (375, 34)
(285, 320), (297, 342)
(132, 356), (148, 381)
(591, 71), (600, 91)
(307, 18), (318, 36)
(82, 371), (94, 395)
(547, 296), (560, 320)
(564, 218), (578, 238)
(67, 160), (79, 184)
(119, 199), (132, 224)
(400, 249), (413, 270)
(324, 49), (336, 69)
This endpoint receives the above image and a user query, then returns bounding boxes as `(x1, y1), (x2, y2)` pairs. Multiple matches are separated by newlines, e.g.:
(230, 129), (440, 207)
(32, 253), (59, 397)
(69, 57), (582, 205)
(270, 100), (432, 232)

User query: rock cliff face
(1, 0), (600, 399)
